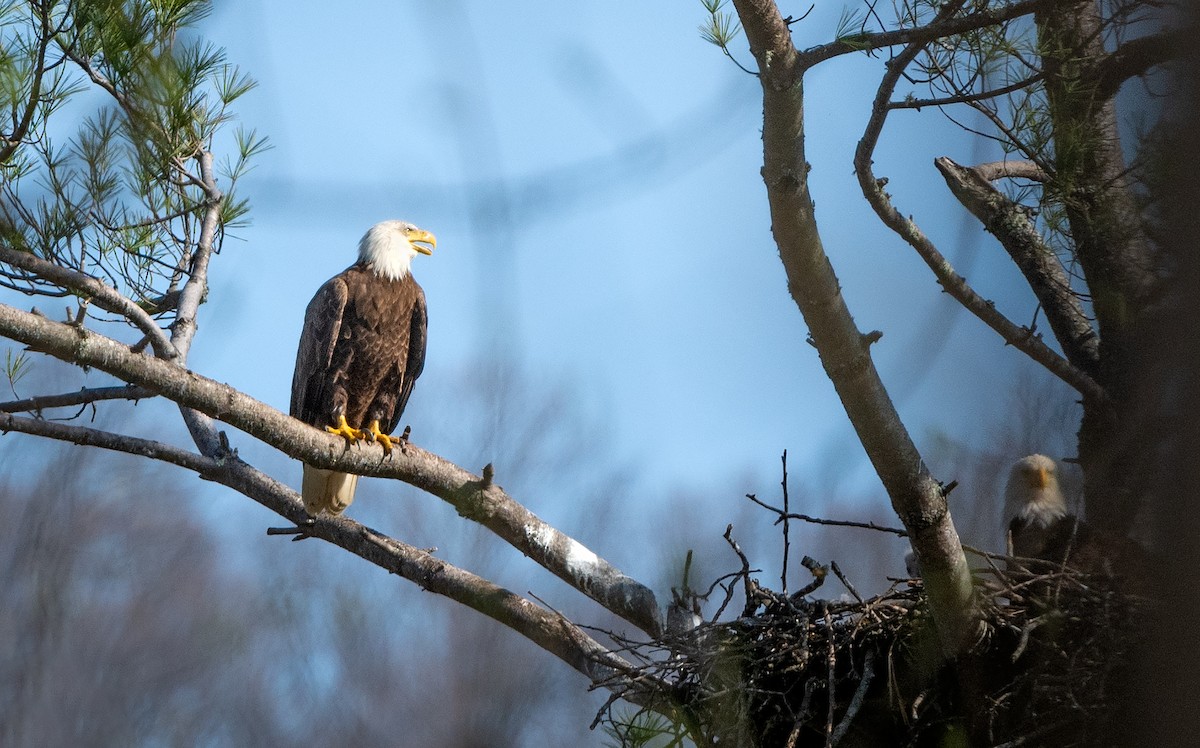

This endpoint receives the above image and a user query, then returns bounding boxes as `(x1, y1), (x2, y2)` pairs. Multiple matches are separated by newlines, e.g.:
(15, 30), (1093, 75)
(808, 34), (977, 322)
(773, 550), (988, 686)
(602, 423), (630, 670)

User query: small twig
(723, 524), (757, 617)
(824, 604), (837, 747)
(0, 384), (154, 413)
(781, 449), (791, 594)
(830, 650), (876, 746)
(830, 561), (863, 604)
(747, 493), (911, 537)
(793, 555), (828, 598)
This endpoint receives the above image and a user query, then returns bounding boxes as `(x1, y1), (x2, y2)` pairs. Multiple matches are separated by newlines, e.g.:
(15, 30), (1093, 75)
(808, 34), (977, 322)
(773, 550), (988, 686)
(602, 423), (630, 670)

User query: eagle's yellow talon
(365, 420), (395, 455)
(326, 415), (365, 442)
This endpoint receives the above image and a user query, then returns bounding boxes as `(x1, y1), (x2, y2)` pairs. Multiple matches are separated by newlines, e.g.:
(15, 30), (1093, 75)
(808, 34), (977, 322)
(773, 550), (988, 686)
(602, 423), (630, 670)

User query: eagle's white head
(1004, 453), (1068, 529)
(358, 219), (436, 281)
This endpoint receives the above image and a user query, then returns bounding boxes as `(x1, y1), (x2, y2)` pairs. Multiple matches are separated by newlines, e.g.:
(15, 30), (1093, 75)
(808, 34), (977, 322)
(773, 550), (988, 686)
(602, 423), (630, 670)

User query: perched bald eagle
(1004, 454), (1077, 562)
(290, 220), (434, 516)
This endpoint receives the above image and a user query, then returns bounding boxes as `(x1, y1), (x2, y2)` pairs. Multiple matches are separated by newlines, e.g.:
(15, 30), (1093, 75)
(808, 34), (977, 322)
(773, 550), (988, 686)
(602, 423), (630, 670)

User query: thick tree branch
(732, 0), (980, 655)
(1094, 27), (1186, 102)
(973, 160), (1049, 183)
(0, 302), (664, 637)
(853, 19), (1109, 406)
(935, 156), (1100, 373)
(0, 243), (177, 359)
(0, 410), (659, 703)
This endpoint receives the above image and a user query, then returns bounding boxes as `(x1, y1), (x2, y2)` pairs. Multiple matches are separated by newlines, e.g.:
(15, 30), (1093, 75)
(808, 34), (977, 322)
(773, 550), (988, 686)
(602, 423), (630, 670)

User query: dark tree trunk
(1036, 0), (1158, 537)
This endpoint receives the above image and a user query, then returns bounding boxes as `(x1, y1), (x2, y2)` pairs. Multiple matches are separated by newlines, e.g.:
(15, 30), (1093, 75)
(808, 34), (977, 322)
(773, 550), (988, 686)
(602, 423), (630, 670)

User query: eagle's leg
(326, 414), (365, 443)
(364, 420), (396, 455)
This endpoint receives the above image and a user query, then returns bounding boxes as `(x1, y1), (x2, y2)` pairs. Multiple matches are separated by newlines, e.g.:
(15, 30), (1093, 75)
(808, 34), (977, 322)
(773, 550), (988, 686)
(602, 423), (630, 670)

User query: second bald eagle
(290, 220), (435, 517)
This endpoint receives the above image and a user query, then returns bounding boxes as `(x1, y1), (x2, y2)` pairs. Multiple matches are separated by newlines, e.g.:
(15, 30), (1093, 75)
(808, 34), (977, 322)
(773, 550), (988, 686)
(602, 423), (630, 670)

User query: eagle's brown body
(291, 265), (426, 436)
(290, 221), (431, 517)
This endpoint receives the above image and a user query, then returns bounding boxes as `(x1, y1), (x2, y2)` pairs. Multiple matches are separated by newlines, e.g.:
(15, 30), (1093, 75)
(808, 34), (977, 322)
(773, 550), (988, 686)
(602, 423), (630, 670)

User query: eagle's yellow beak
(1031, 466), (1049, 489)
(407, 228), (436, 255)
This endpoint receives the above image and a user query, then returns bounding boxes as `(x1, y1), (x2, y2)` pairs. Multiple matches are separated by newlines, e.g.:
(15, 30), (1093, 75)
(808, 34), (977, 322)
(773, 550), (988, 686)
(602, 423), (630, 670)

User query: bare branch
(796, 0), (1063, 69)
(0, 302), (664, 637)
(747, 493), (910, 536)
(0, 244), (177, 359)
(0, 410), (659, 702)
(0, 384), (154, 413)
(935, 156), (1100, 373)
(887, 73), (1044, 111)
(731, 0), (980, 655)
(853, 23), (1109, 406)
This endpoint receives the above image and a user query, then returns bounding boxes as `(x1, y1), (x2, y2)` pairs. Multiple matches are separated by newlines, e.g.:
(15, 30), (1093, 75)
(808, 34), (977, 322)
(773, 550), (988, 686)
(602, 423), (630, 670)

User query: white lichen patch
(526, 522), (604, 580)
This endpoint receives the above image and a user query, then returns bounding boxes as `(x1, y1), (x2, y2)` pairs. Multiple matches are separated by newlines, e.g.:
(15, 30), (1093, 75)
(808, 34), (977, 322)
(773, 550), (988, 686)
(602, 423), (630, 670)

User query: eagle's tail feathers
(301, 464), (359, 516)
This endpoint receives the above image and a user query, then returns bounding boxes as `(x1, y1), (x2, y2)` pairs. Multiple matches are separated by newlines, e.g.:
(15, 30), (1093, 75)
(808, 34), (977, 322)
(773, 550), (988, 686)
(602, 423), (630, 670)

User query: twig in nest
(824, 604), (837, 746)
(781, 450), (791, 594)
(723, 524), (758, 617)
(830, 649), (876, 746)
(830, 561), (863, 603)
(793, 556), (828, 599)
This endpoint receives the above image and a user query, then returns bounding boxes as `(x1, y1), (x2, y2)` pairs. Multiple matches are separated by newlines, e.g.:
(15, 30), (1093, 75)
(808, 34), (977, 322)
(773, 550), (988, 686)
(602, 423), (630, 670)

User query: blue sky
(188, 0), (1051, 518)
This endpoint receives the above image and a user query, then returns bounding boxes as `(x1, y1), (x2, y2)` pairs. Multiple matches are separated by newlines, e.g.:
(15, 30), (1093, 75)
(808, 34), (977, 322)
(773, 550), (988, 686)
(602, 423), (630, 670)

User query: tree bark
(1036, 0), (1157, 536)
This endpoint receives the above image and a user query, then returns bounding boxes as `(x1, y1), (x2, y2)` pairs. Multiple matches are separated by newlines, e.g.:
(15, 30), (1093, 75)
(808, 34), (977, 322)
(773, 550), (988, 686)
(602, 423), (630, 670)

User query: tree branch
(0, 384), (154, 413)
(0, 410), (659, 703)
(731, 0), (980, 655)
(795, 0), (1062, 69)
(0, 302), (664, 637)
(973, 160), (1049, 183)
(1095, 27), (1186, 102)
(853, 20), (1109, 406)
(887, 72), (1045, 112)
(935, 156), (1100, 373)
(0, 243), (177, 359)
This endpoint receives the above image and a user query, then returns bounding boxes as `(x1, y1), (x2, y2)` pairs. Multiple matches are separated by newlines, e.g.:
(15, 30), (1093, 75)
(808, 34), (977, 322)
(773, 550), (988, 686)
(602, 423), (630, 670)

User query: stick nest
(601, 563), (1148, 747)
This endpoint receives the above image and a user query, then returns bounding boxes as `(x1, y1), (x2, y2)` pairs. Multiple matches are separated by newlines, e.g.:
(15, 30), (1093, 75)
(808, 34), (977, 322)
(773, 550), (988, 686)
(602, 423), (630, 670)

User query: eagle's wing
(384, 285), (427, 435)
(290, 275), (349, 425)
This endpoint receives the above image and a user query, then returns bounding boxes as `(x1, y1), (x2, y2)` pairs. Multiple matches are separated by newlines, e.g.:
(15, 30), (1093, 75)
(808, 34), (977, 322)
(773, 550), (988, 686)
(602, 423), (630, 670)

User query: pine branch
(0, 243), (177, 359)
(795, 0), (1063, 69)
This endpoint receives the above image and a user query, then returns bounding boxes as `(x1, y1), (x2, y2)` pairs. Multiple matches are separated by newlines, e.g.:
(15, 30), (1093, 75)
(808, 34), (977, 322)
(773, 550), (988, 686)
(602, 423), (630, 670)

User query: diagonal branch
(731, 0), (979, 655)
(0, 243), (177, 359)
(935, 156), (1100, 374)
(0, 410), (659, 703)
(0, 302), (664, 637)
(853, 23), (1109, 406)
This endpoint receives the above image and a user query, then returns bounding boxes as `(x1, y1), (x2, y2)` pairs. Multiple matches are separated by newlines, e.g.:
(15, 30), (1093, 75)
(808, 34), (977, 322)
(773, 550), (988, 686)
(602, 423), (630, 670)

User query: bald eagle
(290, 220), (434, 516)
(1004, 454), (1078, 563)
